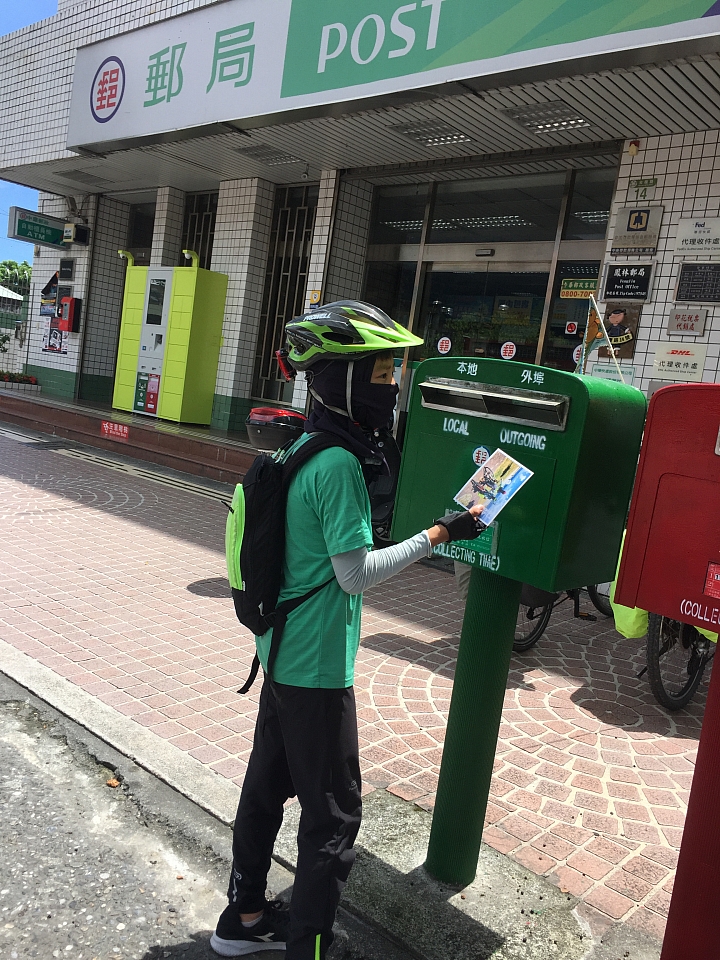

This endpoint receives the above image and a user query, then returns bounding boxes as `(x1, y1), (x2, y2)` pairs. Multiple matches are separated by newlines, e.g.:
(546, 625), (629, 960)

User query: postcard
(454, 449), (533, 525)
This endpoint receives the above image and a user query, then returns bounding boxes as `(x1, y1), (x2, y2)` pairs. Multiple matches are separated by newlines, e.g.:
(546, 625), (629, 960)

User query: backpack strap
(280, 431), (355, 487)
(237, 577), (337, 694)
(237, 433), (356, 695)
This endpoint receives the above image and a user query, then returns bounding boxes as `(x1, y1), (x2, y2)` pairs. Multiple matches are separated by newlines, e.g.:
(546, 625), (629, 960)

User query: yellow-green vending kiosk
(112, 250), (228, 425)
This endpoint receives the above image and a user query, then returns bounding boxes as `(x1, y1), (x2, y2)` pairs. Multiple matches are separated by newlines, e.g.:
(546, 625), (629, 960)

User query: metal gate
(252, 184), (318, 404)
(181, 192), (218, 270)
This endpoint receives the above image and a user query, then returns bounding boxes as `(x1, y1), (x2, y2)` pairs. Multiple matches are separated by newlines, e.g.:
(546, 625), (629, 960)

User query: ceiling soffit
(4, 54), (720, 196)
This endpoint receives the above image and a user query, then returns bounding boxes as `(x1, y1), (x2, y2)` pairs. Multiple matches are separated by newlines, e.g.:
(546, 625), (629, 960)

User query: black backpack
(225, 433), (352, 692)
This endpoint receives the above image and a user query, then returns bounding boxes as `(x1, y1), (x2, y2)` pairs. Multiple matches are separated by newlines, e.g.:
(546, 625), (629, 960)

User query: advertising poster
(41, 316), (68, 355)
(454, 448), (533, 525)
(598, 303), (642, 360)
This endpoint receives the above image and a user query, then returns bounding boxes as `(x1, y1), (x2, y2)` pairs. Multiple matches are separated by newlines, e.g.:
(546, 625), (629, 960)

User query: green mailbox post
(391, 357), (646, 886)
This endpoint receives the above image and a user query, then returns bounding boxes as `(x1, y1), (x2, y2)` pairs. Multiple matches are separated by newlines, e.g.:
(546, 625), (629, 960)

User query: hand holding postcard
(454, 449), (533, 525)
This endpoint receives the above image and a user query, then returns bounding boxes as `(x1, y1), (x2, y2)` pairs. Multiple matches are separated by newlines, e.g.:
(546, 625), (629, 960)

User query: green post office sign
(69, 0), (720, 150)
(281, 0), (718, 97)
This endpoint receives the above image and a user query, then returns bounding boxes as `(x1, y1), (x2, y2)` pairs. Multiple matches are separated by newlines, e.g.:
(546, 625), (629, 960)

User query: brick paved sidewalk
(0, 433), (707, 945)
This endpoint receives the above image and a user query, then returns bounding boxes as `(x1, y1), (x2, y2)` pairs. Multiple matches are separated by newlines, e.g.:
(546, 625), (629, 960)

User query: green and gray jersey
(255, 438), (373, 689)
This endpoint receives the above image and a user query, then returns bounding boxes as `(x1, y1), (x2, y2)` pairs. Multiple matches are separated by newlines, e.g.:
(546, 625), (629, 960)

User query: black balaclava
(304, 353), (399, 482)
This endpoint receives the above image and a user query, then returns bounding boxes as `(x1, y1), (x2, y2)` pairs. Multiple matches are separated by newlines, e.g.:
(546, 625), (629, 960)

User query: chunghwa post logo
(91, 57), (126, 123)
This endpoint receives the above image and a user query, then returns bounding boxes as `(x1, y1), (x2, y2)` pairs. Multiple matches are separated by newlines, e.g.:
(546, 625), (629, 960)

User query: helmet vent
(324, 332), (356, 345)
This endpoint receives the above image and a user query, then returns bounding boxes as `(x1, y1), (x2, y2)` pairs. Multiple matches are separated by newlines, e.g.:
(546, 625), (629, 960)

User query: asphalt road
(0, 697), (228, 960)
(0, 675), (408, 960)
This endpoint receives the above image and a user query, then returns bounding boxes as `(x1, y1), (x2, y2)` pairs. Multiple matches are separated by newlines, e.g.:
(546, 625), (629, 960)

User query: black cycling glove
(434, 510), (487, 542)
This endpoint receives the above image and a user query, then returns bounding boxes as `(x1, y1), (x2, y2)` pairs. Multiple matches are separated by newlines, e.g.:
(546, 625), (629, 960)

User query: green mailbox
(391, 357), (646, 886)
(393, 357), (646, 589)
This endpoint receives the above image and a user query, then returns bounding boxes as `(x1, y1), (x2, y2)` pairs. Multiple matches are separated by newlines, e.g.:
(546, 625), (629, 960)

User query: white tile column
(150, 186), (185, 267)
(292, 172), (374, 408)
(210, 177), (275, 430)
(78, 196), (132, 402)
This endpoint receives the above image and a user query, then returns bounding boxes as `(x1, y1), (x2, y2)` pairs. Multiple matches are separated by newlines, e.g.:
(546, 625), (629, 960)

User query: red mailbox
(615, 383), (720, 630)
(59, 296), (82, 333)
(615, 382), (720, 960)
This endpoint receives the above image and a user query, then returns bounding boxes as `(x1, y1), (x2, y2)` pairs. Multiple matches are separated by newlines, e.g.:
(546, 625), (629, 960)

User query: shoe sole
(210, 933), (286, 957)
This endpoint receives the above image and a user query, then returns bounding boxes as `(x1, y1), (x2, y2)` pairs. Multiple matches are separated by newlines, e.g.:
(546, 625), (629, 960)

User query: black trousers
(228, 678), (362, 960)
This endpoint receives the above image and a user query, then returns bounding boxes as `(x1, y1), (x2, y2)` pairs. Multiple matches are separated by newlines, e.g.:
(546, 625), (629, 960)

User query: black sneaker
(210, 900), (290, 957)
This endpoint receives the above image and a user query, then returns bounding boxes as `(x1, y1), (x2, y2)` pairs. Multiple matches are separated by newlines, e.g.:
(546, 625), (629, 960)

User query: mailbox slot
(419, 378), (569, 431)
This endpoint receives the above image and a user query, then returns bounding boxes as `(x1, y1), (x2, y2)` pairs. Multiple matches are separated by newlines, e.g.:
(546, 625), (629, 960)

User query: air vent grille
(391, 120), (473, 147)
(503, 101), (591, 134)
(237, 144), (302, 165)
(57, 169), (113, 187)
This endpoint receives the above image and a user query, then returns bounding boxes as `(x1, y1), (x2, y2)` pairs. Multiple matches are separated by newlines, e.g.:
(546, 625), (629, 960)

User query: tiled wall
(25, 193), (98, 398)
(602, 133), (720, 391)
(0, 0), (219, 171)
(209, 177), (275, 430)
(79, 196), (132, 402)
(151, 187), (185, 267)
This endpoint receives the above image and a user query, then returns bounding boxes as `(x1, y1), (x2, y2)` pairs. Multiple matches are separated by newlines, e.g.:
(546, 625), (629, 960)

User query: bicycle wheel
(587, 583), (612, 618)
(514, 603), (553, 653)
(646, 614), (710, 710)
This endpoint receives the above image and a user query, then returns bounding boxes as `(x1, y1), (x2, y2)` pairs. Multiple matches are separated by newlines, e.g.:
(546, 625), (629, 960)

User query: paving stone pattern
(0, 436), (708, 944)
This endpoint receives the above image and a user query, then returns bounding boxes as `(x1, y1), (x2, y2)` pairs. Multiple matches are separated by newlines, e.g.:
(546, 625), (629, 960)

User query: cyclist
(211, 301), (486, 960)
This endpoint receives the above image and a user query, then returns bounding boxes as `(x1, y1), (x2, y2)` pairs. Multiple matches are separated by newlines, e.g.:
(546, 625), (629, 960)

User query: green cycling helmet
(285, 300), (423, 370)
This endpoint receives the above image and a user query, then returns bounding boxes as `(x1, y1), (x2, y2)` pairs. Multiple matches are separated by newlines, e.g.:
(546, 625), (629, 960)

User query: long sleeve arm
(330, 531), (433, 595)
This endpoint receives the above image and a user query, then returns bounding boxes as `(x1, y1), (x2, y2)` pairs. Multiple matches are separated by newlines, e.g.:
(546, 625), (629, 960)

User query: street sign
(674, 217), (720, 253)
(8, 207), (67, 250)
(589, 362), (636, 385)
(652, 341), (707, 382)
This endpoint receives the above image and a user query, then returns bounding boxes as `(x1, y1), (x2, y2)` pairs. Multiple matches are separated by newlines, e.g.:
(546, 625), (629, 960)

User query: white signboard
(651, 341), (707, 382)
(68, 0), (291, 149)
(66, 1), (720, 150)
(589, 362), (636, 385)
(674, 217), (720, 253)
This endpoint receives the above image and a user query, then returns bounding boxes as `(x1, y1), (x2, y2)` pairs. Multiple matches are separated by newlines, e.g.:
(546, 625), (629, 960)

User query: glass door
(412, 267), (550, 364)
(542, 262), (601, 371)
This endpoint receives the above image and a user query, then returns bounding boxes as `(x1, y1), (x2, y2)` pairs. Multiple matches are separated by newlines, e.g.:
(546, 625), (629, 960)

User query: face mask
(350, 381), (399, 431)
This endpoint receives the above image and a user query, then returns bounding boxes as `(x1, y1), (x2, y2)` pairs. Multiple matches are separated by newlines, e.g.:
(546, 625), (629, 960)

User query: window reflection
(413, 271), (550, 363)
(564, 169), (616, 241)
(429, 173), (566, 244)
(369, 184), (430, 245)
(363, 262), (416, 327)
